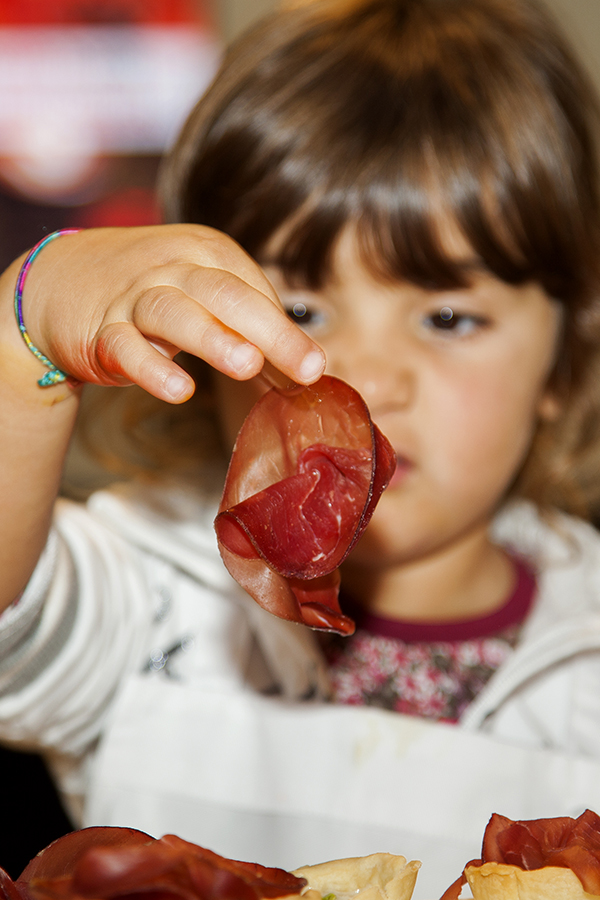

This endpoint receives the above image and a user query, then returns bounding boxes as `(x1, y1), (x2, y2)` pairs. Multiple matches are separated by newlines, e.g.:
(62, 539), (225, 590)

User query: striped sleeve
(0, 500), (155, 759)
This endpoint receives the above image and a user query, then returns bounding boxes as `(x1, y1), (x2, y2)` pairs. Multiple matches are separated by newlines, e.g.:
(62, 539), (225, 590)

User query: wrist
(0, 254), (81, 404)
(14, 230), (82, 388)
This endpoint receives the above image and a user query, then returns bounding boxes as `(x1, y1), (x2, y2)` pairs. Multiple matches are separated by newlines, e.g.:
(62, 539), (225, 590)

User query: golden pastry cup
(293, 851), (421, 900)
(466, 862), (597, 899)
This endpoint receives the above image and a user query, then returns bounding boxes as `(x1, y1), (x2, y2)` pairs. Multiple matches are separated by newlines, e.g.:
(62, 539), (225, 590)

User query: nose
(326, 337), (415, 411)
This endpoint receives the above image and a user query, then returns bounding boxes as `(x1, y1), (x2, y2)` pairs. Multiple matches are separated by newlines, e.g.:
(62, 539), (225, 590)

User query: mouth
(387, 453), (413, 489)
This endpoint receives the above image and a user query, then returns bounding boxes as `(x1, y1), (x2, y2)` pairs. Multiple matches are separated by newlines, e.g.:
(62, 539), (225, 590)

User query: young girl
(3, 0), (600, 897)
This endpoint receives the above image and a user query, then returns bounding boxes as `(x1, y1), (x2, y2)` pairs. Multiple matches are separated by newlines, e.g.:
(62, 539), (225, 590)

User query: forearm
(0, 501), (157, 757)
(0, 254), (80, 613)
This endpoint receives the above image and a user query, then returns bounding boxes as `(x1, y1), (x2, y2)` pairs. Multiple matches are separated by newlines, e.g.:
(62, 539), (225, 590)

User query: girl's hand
(21, 225), (326, 402)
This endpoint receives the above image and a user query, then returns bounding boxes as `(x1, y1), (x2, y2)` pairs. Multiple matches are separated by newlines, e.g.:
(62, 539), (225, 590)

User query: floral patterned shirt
(325, 557), (536, 723)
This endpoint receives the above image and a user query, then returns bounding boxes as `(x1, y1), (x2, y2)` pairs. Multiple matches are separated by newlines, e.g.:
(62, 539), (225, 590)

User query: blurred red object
(0, 0), (209, 26)
(74, 186), (161, 228)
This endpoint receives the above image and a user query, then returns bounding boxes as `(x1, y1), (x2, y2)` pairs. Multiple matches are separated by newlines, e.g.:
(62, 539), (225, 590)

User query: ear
(537, 389), (562, 422)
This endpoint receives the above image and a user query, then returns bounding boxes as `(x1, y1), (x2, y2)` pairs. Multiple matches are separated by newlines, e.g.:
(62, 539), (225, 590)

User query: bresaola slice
(440, 810), (600, 899)
(215, 375), (396, 635)
(9, 827), (307, 900)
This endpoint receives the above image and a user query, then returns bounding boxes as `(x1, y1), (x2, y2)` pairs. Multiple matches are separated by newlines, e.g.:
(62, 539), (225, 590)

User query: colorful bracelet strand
(14, 229), (82, 387)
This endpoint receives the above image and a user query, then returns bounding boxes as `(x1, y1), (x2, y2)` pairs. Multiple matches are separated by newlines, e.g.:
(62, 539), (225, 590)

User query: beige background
(542, 0), (600, 90)
(213, 0), (278, 41)
(215, 0), (600, 94)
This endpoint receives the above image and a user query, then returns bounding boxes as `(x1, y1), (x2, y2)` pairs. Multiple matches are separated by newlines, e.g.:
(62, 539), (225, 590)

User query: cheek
(427, 364), (544, 497)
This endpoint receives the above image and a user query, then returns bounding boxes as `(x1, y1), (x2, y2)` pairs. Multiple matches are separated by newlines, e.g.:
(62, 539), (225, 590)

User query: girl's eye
(284, 301), (326, 331)
(424, 306), (486, 336)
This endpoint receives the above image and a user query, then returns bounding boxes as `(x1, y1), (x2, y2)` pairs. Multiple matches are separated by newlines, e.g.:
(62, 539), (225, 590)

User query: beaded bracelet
(14, 229), (82, 387)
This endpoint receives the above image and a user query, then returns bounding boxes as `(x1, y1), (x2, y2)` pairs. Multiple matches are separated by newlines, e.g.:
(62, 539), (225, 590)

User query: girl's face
(214, 225), (562, 570)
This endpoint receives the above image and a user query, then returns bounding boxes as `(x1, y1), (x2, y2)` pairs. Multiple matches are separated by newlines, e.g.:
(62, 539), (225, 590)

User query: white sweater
(2, 483), (600, 899)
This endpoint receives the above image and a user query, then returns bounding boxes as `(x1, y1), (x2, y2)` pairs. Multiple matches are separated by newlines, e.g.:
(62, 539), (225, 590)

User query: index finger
(176, 265), (326, 384)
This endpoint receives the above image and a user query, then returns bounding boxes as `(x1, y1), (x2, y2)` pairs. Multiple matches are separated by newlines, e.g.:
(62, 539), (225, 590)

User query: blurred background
(0, 0), (599, 875)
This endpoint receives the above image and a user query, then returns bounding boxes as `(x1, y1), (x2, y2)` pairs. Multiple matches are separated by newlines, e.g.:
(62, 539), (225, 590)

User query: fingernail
(299, 349), (325, 382)
(166, 373), (192, 400)
(230, 343), (259, 373)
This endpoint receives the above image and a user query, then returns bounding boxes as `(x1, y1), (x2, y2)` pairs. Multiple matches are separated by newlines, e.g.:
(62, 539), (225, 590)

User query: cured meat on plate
(11, 827), (307, 900)
(441, 809), (600, 899)
(215, 375), (396, 635)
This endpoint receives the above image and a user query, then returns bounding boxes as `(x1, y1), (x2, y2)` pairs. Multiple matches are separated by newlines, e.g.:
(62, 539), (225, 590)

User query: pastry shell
(293, 852), (420, 900)
(466, 862), (597, 900)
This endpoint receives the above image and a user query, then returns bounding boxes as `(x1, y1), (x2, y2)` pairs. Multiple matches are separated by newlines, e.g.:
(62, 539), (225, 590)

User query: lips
(388, 453), (413, 488)
(368, 407), (414, 490)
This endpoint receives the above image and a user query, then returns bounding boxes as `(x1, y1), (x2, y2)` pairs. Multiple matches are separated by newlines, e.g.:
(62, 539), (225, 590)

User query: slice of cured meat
(18, 827), (152, 882)
(440, 809), (600, 899)
(13, 827), (307, 900)
(215, 375), (396, 635)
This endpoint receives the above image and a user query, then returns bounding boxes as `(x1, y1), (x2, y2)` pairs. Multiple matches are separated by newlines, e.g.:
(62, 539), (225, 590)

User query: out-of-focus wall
(213, 0), (276, 43)
(542, 0), (600, 93)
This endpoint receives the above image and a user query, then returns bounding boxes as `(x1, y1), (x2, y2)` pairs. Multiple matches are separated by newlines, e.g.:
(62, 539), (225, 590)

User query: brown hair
(77, 0), (600, 516)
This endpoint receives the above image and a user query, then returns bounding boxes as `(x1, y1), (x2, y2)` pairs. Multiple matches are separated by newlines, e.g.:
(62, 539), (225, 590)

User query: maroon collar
(342, 556), (537, 643)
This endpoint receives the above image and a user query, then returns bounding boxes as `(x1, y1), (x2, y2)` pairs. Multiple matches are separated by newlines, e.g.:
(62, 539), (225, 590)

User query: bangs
(165, 0), (599, 303)
(270, 95), (591, 300)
